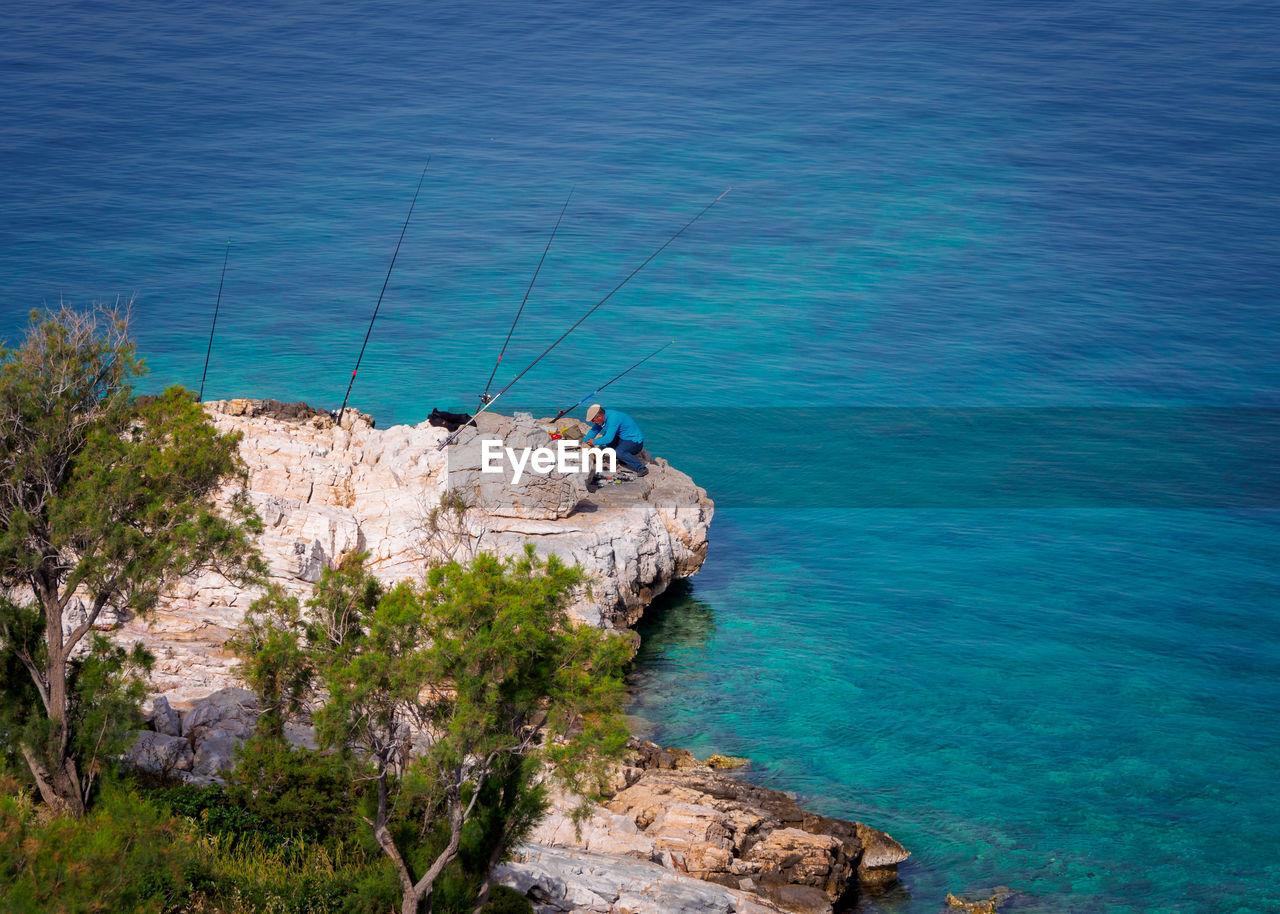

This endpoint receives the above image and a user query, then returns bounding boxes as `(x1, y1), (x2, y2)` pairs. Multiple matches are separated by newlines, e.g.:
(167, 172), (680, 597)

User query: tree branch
(20, 744), (59, 809)
(372, 764), (415, 900)
(12, 640), (51, 713)
(412, 794), (466, 901)
(65, 586), (115, 654)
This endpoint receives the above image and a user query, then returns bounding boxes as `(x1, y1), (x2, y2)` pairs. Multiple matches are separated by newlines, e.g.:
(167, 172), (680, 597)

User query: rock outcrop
(114, 399), (712, 705)
(518, 741), (910, 914)
(495, 845), (786, 914)
(108, 398), (910, 913)
(126, 686), (263, 784)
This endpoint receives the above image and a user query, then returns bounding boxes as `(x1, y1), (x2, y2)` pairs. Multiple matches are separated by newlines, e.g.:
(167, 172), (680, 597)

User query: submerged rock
(945, 887), (1023, 912)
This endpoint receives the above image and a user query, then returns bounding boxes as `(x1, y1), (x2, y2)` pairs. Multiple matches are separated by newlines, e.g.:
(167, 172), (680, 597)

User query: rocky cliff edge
(115, 399), (712, 705)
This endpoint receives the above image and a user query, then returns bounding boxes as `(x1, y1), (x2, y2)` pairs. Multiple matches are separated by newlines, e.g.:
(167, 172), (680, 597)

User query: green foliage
(232, 547), (630, 913)
(0, 627), (38, 779)
(406, 547), (629, 802)
(454, 754), (546, 877)
(140, 776), (397, 914)
(0, 778), (197, 913)
(187, 832), (396, 914)
(149, 781), (293, 847)
(70, 635), (154, 792)
(225, 735), (371, 845)
(0, 771), (424, 914)
(0, 305), (264, 815)
(228, 586), (312, 740)
(229, 554), (384, 744)
(480, 886), (535, 914)
(52, 384), (265, 612)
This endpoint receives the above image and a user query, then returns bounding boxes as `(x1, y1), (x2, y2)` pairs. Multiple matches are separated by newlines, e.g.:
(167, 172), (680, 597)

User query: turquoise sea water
(4, 1), (1279, 910)
(631, 510), (1280, 912)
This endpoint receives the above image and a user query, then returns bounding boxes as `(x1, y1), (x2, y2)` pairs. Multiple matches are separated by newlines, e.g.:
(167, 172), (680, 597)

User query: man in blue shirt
(583, 404), (648, 477)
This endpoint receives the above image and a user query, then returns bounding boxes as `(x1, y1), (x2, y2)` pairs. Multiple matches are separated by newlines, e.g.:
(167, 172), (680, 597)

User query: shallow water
(632, 509), (1280, 911)
(4, 1), (1279, 910)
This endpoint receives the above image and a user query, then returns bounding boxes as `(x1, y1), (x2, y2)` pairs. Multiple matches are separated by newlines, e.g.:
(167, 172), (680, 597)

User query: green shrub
(230, 549), (630, 914)
(1, 308), (263, 818)
(145, 739), (371, 855)
(0, 780), (196, 913)
(225, 735), (370, 845)
(481, 885), (535, 914)
(187, 832), (391, 914)
(185, 832), (402, 914)
(149, 782), (292, 848)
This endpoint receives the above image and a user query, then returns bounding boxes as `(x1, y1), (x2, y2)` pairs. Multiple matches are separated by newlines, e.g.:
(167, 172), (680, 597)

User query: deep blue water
(4, 1), (1279, 911)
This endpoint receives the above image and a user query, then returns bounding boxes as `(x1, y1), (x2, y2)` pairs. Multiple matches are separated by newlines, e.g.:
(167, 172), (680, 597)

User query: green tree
(0, 305), (263, 816)
(233, 548), (630, 914)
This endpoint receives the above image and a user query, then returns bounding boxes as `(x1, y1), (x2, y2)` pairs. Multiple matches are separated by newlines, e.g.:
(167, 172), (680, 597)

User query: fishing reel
(478, 393), (494, 405)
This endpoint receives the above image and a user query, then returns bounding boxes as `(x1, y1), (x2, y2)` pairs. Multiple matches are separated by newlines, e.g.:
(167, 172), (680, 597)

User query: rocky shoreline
(116, 399), (908, 913)
(501, 740), (908, 913)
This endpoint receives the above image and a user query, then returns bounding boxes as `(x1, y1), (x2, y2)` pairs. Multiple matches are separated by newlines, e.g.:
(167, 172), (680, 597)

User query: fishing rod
(335, 160), (430, 421)
(479, 188), (574, 407)
(552, 340), (674, 421)
(437, 187), (731, 450)
(197, 241), (231, 403)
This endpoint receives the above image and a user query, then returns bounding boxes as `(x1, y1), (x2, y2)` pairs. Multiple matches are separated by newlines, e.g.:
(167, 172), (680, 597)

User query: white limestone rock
(535, 743), (911, 913)
(527, 790), (659, 862)
(109, 400), (712, 705)
(494, 845), (783, 914)
(446, 413), (590, 520)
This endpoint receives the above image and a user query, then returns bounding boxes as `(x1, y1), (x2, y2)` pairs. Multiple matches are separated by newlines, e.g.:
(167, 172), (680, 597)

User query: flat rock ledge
(496, 845), (785, 914)
(113, 398), (712, 705)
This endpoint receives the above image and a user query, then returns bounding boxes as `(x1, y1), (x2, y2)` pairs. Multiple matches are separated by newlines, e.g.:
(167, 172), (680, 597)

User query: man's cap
(587, 404), (603, 421)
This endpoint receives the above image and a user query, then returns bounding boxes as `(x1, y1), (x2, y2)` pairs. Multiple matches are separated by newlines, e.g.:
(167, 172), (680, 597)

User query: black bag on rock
(428, 408), (473, 432)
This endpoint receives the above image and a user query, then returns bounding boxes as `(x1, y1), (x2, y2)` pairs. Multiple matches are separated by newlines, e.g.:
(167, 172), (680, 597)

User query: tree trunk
(16, 575), (87, 816)
(409, 799), (465, 914)
(49, 758), (86, 817)
(21, 746), (85, 817)
(471, 821), (516, 914)
(369, 763), (424, 914)
(24, 574), (87, 816)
